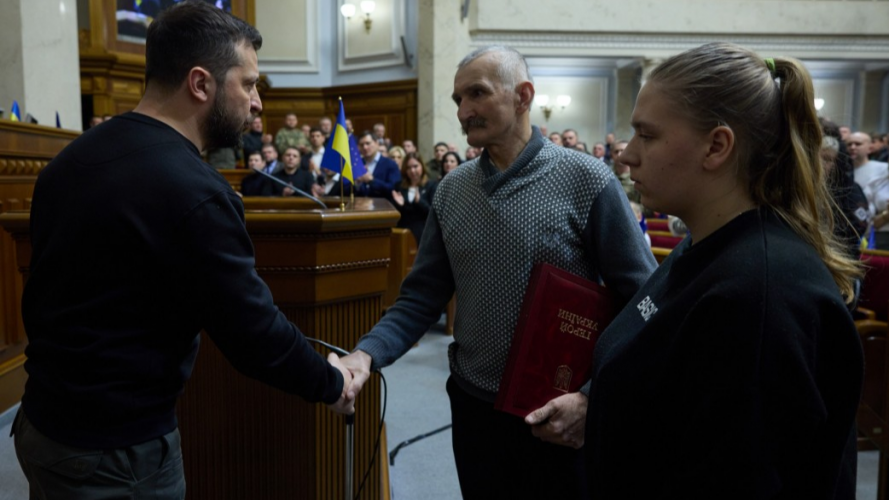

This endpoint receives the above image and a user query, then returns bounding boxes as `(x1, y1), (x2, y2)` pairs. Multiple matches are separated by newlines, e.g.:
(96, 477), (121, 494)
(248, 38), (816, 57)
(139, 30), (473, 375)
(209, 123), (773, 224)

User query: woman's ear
(702, 125), (735, 171)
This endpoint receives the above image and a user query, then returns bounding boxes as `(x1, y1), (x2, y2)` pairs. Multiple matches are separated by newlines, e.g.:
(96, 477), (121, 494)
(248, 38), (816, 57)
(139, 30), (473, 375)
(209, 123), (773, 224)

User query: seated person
(272, 147), (316, 197)
(331, 131), (401, 199)
(261, 143), (280, 174)
(240, 151), (272, 196)
(391, 152), (437, 243)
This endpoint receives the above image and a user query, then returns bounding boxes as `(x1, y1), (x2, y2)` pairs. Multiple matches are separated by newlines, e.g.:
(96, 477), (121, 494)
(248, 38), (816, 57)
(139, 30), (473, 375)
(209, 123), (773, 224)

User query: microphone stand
(254, 169), (328, 209)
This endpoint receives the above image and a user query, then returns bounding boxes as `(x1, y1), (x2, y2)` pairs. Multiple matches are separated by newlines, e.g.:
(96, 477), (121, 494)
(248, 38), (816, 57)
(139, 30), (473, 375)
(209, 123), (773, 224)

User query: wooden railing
(0, 121), (77, 415)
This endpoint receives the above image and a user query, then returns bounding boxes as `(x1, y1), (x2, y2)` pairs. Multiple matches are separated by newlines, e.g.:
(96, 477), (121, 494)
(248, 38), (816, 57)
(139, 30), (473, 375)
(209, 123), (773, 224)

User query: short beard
(203, 87), (245, 150)
(461, 117), (486, 136)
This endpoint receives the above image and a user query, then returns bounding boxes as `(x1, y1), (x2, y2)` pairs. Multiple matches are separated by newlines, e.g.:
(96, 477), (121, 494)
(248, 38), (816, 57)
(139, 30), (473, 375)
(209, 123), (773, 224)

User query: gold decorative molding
(255, 258), (391, 274)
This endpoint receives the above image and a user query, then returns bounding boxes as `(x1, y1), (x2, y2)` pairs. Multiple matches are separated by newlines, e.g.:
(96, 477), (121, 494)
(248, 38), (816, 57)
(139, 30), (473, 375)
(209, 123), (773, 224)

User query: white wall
(252, 0), (889, 143)
(0, 0), (81, 130)
(256, 0), (417, 88)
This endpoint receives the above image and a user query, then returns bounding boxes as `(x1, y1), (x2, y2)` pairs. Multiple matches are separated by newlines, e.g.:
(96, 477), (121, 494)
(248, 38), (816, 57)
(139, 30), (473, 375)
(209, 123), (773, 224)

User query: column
(416, 0), (472, 159)
(0, 0), (82, 131)
(614, 64), (641, 141)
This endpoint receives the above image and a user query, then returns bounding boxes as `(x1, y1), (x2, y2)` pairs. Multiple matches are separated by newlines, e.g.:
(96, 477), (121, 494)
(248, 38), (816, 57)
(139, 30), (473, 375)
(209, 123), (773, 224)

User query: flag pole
(339, 155), (345, 212)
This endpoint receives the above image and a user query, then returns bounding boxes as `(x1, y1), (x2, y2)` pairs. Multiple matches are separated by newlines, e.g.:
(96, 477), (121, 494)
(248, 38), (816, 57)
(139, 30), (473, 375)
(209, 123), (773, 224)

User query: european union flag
(320, 99), (366, 184)
(10, 101), (21, 122)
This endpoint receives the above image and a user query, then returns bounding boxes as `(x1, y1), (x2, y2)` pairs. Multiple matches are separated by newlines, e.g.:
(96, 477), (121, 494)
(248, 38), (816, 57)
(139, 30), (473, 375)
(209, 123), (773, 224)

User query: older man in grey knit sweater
(340, 46), (656, 499)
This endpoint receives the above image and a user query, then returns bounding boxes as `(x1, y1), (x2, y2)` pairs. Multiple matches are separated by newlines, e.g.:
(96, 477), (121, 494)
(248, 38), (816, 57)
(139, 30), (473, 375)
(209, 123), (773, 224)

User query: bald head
(457, 45), (533, 91)
(845, 132), (872, 167)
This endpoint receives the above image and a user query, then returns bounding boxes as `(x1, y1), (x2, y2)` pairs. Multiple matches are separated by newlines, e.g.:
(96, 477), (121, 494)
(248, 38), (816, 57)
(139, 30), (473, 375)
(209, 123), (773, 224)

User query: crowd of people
(189, 94), (889, 258)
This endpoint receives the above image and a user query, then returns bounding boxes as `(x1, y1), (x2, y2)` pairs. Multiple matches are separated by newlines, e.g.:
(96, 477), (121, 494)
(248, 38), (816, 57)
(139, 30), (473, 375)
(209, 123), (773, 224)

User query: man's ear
(186, 67), (214, 104)
(702, 125), (735, 171)
(516, 82), (534, 113)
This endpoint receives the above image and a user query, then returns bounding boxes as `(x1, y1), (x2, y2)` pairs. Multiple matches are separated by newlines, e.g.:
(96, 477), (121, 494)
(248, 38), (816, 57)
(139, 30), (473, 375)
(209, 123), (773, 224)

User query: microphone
(254, 169), (328, 209)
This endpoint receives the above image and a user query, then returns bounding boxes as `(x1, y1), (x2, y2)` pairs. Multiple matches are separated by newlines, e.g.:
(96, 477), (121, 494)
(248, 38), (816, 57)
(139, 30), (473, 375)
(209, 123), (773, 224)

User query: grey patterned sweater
(356, 128), (656, 402)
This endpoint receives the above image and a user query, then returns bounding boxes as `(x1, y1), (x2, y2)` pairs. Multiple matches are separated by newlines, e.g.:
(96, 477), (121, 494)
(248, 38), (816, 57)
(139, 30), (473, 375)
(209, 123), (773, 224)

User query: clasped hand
(325, 350), (373, 415)
(326, 352), (355, 414)
(524, 392), (588, 449)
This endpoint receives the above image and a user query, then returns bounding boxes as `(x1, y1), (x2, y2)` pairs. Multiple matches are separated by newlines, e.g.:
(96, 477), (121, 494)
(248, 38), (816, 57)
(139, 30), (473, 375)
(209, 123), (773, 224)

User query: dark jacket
(394, 180), (437, 243)
(586, 208), (862, 500)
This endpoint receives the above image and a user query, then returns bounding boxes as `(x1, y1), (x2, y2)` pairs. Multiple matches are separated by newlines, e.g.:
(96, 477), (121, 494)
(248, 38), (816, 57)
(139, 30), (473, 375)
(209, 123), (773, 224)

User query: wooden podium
(0, 196), (400, 500)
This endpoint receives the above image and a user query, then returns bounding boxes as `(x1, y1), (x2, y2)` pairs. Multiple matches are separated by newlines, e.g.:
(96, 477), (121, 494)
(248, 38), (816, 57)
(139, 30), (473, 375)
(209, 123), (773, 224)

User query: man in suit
(261, 143), (279, 174)
(342, 131), (401, 198)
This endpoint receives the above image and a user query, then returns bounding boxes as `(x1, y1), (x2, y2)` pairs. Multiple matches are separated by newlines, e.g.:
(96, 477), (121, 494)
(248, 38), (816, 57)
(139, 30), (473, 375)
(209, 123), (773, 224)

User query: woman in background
(388, 145), (406, 169)
(441, 151), (462, 177)
(391, 152), (437, 243)
(583, 42), (863, 499)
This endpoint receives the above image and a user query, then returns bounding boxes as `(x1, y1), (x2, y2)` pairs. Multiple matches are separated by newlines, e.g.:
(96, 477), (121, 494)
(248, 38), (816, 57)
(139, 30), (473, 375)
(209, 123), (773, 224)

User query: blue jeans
(12, 408), (186, 500)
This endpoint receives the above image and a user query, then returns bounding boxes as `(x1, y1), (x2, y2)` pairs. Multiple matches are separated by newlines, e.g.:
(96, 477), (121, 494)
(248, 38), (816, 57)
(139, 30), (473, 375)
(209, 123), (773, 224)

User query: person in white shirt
(300, 127), (328, 198)
(847, 131), (889, 248)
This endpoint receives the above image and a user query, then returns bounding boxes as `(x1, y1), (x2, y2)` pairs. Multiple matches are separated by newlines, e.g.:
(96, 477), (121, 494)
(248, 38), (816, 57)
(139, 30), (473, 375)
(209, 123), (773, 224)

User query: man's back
(23, 112), (341, 450)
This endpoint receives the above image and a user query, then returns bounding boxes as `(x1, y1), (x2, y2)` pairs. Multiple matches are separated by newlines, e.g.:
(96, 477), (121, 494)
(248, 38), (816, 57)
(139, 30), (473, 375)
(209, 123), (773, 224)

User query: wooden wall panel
(262, 80), (419, 148)
(79, 0), (254, 120)
(0, 122), (77, 415)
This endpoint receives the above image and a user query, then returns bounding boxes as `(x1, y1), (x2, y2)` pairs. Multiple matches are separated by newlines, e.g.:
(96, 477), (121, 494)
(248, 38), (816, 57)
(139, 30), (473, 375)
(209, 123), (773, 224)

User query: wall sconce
(535, 94), (571, 121)
(814, 98), (825, 111)
(341, 1), (376, 33)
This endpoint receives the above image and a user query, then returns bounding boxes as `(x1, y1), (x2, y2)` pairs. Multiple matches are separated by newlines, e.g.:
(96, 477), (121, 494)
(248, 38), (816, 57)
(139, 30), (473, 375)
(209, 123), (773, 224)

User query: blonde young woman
(388, 145), (406, 169)
(582, 43), (863, 499)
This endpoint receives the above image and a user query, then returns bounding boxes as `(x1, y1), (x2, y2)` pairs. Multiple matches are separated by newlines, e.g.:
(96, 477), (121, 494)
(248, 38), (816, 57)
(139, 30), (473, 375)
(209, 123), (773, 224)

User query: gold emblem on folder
(554, 365), (572, 392)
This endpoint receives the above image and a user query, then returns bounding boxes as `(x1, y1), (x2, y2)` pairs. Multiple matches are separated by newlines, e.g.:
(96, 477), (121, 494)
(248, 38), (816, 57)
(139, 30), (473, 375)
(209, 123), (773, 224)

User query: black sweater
(585, 208), (862, 499)
(22, 112), (343, 449)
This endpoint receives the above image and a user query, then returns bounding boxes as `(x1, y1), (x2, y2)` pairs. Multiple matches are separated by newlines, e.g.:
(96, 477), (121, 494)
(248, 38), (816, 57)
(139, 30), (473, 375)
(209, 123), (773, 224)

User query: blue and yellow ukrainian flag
(320, 98), (366, 183)
(10, 101), (21, 122)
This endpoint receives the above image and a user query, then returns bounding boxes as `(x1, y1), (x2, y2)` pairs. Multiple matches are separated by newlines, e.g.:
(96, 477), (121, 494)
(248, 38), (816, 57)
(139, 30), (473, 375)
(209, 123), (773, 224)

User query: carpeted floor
(0, 323), (881, 499)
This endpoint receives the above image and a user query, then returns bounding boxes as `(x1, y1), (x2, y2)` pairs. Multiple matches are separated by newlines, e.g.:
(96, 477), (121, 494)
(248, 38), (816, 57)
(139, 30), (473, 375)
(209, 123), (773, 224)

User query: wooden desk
(180, 197), (398, 500)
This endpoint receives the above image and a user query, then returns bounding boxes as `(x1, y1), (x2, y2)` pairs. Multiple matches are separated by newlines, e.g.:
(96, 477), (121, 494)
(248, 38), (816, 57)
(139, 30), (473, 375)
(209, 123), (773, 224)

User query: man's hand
(326, 352), (355, 414)
(282, 185), (294, 197)
(339, 350), (373, 400)
(311, 184), (326, 198)
(357, 172), (373, 184)
(524, 392), (588, 449)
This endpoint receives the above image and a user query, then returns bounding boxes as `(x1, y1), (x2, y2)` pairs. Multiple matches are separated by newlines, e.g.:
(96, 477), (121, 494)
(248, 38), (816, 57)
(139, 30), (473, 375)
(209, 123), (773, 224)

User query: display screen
(116, 0), (232, 43)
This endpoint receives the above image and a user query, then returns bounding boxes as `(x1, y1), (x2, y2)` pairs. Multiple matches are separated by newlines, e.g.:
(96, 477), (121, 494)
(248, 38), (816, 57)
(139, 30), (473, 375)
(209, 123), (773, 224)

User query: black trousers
(13, 408), (185, 500)
(446, 376), (588, 499)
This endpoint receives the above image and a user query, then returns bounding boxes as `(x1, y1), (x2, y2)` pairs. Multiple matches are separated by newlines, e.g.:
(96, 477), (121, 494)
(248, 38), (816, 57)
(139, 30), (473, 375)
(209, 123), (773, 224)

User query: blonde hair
(649, 42), (861, 301)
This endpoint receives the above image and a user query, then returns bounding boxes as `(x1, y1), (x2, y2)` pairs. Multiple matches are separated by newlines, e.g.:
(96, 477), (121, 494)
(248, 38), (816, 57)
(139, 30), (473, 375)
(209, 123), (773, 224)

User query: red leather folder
(494, 263), (617, 417)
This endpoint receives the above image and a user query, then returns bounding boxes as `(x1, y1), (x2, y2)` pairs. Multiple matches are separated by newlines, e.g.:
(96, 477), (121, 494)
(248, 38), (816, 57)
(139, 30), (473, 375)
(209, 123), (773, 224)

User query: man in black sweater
(12, 2), (353, 498)
(272, 146), (316, 197)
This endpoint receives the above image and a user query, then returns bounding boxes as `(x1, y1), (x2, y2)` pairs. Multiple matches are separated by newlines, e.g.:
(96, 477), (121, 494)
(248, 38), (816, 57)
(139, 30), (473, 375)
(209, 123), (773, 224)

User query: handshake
(325, 350), (373, 415)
